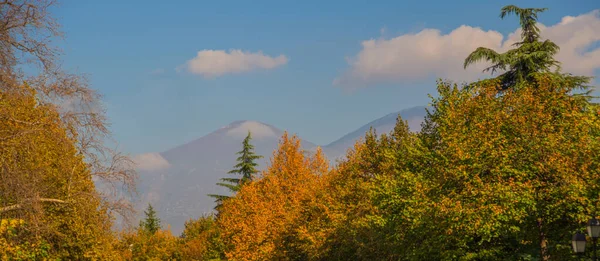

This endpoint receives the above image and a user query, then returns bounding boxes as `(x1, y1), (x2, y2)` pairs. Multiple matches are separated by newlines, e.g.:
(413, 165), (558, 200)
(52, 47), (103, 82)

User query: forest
(1, 1), (599, 260)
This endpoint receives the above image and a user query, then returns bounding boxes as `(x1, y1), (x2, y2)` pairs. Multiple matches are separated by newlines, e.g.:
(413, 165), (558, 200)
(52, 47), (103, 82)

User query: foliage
(212, 70), (599, 261)
(0, 219), (51, 260)
(1, 0), (137, 222)
(115, 227), (182, 261)
(208, 131), (263, 210)
(408, 75), (600, 260)
(180, 215), (225, 260)
(314, 119), (428, 260)
(218, 132), (329, 260)
(0, 83), (122, 259)
(113, 215), (226, 261)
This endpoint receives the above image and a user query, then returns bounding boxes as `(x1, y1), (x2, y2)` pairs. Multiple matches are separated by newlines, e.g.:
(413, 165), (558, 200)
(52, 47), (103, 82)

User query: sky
(53, 0), (600, 155)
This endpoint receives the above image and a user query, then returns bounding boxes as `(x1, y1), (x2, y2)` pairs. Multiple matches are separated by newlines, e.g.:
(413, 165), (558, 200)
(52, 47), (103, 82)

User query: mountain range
(133, 106), (428, 234)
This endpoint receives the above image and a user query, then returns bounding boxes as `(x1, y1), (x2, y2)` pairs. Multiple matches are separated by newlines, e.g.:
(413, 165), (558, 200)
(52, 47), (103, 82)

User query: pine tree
(208, 131), (263, 210)
(139, 204), (161, 234)
(463, 5), (591, 92)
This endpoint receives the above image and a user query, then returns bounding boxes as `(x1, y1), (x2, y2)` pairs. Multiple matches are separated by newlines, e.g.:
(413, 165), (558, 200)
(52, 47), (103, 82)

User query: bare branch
(0, 198), (69, 213)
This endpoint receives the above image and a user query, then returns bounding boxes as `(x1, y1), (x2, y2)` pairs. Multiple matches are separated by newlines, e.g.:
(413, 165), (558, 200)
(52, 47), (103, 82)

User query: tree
(139, 204), (161, 235)
(208, 131), (262, 210)
(180, 215), (225, 260)
(0, 0), (137, 222)
(218, 132), (329, 260)
(115, 227), (182, 261)
(0, 83), (122, 259)
(412, 76), (600, 260)
(463, 5), (591, 92)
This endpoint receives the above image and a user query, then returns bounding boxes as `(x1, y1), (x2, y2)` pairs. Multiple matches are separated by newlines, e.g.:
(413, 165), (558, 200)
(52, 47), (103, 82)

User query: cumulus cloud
(133, 152), (170, 171)
(183, 49), (288, 78)
(335, 9), (600, 88)
(226, 121), (276, 139)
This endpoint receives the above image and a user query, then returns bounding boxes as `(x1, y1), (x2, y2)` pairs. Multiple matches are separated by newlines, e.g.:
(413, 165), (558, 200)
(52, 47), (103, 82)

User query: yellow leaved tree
(218, 132), (329, 260)
(0, 84), (122, 259)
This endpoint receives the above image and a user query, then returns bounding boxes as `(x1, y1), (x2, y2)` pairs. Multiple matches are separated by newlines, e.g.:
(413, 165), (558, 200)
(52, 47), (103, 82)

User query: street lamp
(588, 217), (600, 238)
(589, 217), (600, 261)
(574, 217), (600, 260)
(572, 232), (587, 254)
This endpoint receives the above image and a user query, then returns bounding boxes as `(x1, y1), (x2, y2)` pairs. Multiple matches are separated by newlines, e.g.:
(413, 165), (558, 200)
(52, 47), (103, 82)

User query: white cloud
(335, 10), (600, 88)
(226, 121), (276, 139)
(183, 49), (288, 78)
(133, 152), (170, 171)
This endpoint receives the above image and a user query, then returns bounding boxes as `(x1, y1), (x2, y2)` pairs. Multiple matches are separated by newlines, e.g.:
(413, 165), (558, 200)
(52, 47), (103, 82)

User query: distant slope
(134, 121), (318, 235)
(324, 106), (428, 159)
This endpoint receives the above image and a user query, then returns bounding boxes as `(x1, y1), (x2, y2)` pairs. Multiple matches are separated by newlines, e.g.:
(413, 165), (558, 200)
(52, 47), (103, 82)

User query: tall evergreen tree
(463, 5), (591, 92)
(139, 204), (161, 234)
(208, 131), (263, 210)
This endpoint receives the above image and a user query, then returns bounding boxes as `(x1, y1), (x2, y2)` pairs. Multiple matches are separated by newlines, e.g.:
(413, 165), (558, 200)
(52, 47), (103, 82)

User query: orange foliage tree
(218, 132), (329, 260)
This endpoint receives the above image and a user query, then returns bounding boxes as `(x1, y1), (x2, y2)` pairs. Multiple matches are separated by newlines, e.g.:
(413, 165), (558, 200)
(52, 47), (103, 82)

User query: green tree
(208, 131), (263, 209)
(411, 76), (600, 260)
(180, 214), (225, 260)
(139, 204), (161, 235)
(463, 5), (591, 92)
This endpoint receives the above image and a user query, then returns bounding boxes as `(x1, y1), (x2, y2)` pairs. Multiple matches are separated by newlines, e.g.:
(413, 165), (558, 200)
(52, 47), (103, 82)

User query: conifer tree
(463, 5), (591, 92)
(208, 131), (263, 209)
(139, 204), (161, 234)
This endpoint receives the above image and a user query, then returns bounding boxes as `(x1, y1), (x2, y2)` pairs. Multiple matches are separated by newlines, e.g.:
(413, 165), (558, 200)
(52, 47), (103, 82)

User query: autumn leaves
(218, 133), (329, 260)
(210, 75), (600, 260)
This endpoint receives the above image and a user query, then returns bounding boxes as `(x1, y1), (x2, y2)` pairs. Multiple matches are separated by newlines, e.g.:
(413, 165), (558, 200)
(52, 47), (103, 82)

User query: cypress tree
(208, 131), (263, 210)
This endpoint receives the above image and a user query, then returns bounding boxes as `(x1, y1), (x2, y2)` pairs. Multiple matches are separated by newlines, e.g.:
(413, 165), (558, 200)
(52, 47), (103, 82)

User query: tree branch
(0, 198), (69, 213)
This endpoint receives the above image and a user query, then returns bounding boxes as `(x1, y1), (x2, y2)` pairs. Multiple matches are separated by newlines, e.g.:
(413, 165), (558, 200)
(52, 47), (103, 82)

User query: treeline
(1, 1), (599, 261)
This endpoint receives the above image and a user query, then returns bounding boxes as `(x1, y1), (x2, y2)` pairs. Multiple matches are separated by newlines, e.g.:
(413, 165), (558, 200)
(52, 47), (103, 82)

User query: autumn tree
(218, 132), (329, 260)
(208, 131), (262, 210)
(407, 76), (600, 260)
(180, 215), (225, 260)
(0, 0), (137, 222)
(0, 83), (122, 259)
(311, 119), (429, 260)
(115, 227), (182, 261)
(1, 0), (136, 258)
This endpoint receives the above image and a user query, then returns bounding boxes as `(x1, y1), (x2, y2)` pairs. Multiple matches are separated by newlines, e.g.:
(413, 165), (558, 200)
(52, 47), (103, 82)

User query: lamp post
(574, 217), (600, 260)
(588, 217), (600, 261)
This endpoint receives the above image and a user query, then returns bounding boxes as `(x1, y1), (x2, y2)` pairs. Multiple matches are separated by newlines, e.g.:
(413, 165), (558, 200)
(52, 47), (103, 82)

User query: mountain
(132, 106), (429, 235)
(324, 106), (428, 158)
(133, 121), (318, 234)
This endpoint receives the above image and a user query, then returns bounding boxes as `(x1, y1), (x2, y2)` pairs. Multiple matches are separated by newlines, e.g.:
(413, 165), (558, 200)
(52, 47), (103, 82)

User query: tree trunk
(538, 218), (550, 261)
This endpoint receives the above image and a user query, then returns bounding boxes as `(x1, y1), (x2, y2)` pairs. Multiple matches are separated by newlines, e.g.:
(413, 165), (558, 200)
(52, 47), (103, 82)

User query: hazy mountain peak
(223, 120), (277, 139)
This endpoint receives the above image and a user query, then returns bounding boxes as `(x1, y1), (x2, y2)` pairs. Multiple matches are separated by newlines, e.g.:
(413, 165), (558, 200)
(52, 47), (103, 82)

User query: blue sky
(53, 0), (600, 155)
